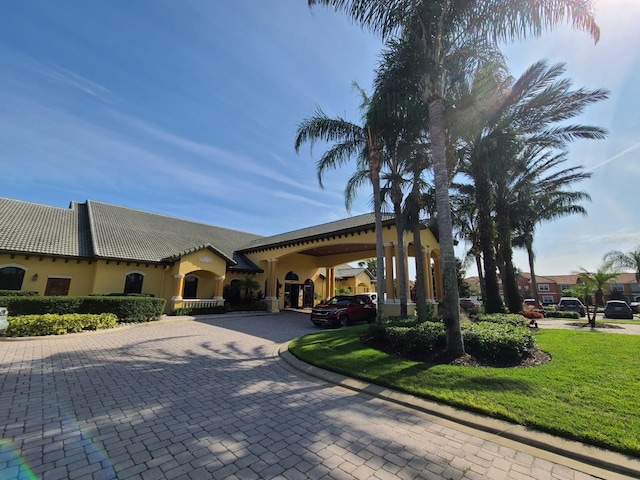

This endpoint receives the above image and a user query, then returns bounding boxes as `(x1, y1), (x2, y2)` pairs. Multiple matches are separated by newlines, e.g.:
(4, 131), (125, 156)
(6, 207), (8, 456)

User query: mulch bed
(360, 333), (551, 368)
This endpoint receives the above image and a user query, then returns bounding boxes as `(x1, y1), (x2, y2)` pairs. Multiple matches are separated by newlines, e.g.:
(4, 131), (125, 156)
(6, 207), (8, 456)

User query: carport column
(434, 254), (443, 300)
(171, 274), (185, 311)
(423, 248), (434, 301)
(213, 276), (225, 305)
(327, 267), (335, 298)
(384, 243), (395, 302)
(265, 259), (279, 312)
(402, 242), (411, 301)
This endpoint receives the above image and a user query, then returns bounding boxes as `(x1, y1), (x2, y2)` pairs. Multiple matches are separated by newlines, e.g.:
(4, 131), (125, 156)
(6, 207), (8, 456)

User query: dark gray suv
(557, 297), (586, 317)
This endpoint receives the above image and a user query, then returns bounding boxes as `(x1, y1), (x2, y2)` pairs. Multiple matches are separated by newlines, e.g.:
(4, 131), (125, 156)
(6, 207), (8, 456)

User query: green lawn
(289, 325), (640, 456)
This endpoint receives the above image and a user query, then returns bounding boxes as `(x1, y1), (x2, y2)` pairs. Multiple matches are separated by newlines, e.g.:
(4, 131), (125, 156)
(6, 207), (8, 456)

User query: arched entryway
(303, 278), (314, 307)
(183, 275), (199, 299)
(284, 271), (302, 308)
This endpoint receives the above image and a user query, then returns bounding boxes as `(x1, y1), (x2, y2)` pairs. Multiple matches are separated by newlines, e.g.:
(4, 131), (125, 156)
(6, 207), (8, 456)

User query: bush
(5, 313), (117, 337)
(370, 319), (446, 355)
(0, 296), (165, 323)
(172, 305), (229, 316)
(462, 322), (534, 362)
(0, 290), (38, 297)
(519, 310), (544, 320)
(477, 313), (529, 328)
(544, 310), (580, 319)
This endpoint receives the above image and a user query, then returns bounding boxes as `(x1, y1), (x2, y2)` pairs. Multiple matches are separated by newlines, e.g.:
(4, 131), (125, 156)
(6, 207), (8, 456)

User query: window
(183, 275), (198, 299)
(538, 284), (550, 291)
(542, 295), (554, 304)
(45, 278), (71, 296)
(611, 284), (624, 292)
(124, 273), (144, 294)
(561, 284), (571, 291)
(0, 266), (25, 290)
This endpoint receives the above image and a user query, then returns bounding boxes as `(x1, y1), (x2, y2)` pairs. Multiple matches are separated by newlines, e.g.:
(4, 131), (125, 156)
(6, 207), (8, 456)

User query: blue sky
(1, 0), (638, 278)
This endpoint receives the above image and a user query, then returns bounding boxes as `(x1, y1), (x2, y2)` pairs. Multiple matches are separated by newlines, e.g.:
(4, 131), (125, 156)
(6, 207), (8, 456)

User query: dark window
(285, 271), (299, 281)
(183, 275), (198, 299)
(0, 267), (25, 290)
(45, 278), (71, 296)
(124, 273), (144, 294)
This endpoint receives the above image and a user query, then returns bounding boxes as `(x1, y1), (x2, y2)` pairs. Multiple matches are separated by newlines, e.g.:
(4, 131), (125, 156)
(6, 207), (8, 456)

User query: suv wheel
(339, 314), (348, 328)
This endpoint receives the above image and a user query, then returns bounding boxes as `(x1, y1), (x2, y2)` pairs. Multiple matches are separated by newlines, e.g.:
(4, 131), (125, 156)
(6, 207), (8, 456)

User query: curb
(277, 342), (640, 480)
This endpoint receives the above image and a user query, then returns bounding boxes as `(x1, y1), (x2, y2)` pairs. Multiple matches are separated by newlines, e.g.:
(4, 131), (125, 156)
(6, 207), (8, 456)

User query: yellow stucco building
(0, 197), (442, 313)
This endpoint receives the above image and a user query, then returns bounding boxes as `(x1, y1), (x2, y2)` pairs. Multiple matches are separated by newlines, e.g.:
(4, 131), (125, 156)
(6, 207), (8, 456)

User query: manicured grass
(289, 325), (640, 456)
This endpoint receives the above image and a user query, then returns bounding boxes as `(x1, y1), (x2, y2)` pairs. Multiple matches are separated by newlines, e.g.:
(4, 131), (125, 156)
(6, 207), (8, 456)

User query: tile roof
(335, 266), (373, 279)
(239, 213), (394, 252)
(0, 198), (93, 257)
(86, 201), (263, 263)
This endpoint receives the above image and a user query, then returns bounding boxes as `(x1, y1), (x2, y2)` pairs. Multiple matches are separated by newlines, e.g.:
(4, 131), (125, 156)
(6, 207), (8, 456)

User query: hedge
(370, 317), (535, 363)
(5, 313), (118, 337)
(0, 290), (38, 297)
(477, 313), (530, 328)
(0, 296), (165, 323)
(462, 322), (534, 362)
(544, 310), (580, 319)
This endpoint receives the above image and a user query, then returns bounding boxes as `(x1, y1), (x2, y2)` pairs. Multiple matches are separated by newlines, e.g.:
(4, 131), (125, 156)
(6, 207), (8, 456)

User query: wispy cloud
(585, 141), (640, 172)
(271, 191), (332, 208)
(39, 63), (116, 103)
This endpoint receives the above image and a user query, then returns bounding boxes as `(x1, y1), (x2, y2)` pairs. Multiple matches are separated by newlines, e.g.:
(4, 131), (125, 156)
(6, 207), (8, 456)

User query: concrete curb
(278, 342), (640, 480)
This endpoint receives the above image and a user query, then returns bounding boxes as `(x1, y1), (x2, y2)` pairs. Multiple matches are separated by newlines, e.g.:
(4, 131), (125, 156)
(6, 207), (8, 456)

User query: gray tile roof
(335, 266), (373, 279)
(239, 213), (394, 252)
(0, 198), (93, 257)
(0, 198), (391, 273)
(86, 201), (263, 263)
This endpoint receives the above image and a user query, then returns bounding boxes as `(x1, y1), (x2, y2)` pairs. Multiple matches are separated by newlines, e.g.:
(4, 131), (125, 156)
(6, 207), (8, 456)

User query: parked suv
(557, 297), (586, 317)
(604, 300), (634, 319)
(310, 295), (376, 327)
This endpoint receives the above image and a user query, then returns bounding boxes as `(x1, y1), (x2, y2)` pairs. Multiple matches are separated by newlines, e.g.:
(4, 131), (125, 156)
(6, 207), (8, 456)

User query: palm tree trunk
(474, 252), (486, 305)
(472, 153), (504, 314)
(393, 198), (408, 318)
(495, 196), (522, 313)
(525, 240), (540, 307)
(412, 218), (428, 322)
(370, 159), (386, 324)
(427, 97), (464, 356)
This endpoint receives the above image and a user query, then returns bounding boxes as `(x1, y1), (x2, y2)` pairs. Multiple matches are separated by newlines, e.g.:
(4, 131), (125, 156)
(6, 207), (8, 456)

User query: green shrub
(5, 313), (117, 337)
(0, 290), (38, 297)
(371, 320), (446, 355)
(0, 296), (165, 323)
(519, 310), (544, 320)
(477, 313), (529, 328)
(172, 305), (229, 316)
(544, 310), (580, 319)
(462, 322), (534, 362)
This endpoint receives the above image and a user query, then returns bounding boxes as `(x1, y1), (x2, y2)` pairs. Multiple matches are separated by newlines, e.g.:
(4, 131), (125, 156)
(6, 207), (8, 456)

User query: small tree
(576, 264), (620, 328)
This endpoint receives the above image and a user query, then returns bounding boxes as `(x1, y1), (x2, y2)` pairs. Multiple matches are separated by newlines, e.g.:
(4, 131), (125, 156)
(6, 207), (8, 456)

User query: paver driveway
(0, 312), (629, 479)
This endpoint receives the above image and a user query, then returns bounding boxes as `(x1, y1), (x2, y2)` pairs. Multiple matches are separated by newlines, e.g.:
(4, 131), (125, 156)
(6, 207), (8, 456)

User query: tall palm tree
(308, 0), (600, 357)
(462, 60), (607, 313)
(604, 247), (640, 284)
(294, 91), (387, 323)
(512, 150), (592, 307)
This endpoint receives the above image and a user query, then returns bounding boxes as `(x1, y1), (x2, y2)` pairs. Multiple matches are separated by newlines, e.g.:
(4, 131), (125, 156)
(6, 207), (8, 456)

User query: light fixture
(31, 273), (38, 281)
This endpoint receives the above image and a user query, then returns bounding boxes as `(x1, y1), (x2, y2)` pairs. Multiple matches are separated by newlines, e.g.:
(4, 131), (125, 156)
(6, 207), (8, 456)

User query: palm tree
(512, 151), (592, 308)
(461, 61), (607, 313)
(604, 247), (640, 284)
(576, 264), (620, 327)
(294, 89), (387, 323)
(308, 0), (600, 357)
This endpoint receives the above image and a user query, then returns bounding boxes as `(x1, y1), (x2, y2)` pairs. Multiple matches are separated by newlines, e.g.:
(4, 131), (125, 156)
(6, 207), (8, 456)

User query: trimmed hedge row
(371, 313), (535, 363)
(544, 310), (581, 319)
(0, 290), (38, 297)
(6, 313), (118, 337)
(0, 296), (165, 323)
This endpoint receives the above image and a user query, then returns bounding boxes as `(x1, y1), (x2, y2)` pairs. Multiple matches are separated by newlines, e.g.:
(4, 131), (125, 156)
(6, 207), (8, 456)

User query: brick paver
(0, 312), (630, 479)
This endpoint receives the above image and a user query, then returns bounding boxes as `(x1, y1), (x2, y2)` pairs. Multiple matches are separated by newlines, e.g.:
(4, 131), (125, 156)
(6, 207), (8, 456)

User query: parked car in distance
(459, 298), (479, 311)
(522, 298), (538, 309)
(630, 301), (640, 314)
(557, 297), (586, 317)
(604, 300), (634, 320)
(310, 295), (376, 327)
